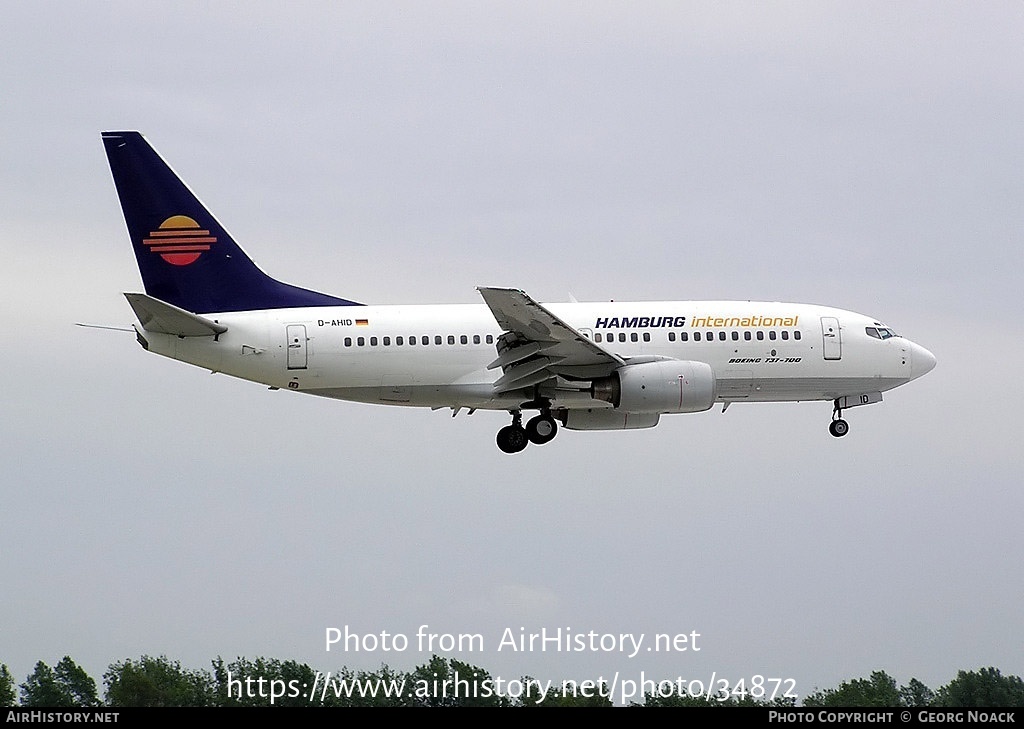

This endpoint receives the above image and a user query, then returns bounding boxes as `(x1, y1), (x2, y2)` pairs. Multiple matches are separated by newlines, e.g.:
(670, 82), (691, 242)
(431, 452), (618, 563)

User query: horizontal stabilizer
(124, 293), (228, 337)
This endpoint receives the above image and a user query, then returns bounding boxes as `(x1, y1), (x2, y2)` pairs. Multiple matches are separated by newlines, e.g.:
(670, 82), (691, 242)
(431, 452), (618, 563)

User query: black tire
(829, 419), (850, 438)
(496, 424), (529, 453)
(525, 414), (558, 445)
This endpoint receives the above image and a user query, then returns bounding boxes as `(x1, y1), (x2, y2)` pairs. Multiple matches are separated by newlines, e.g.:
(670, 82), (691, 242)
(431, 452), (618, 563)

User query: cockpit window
(866, 326), (898, 340)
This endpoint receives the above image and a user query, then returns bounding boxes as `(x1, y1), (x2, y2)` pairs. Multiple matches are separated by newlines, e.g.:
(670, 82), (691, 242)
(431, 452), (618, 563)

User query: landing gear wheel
(829, 419), (849, 438)
(525, 414), (558, 445)
(496, 424), (529, 453)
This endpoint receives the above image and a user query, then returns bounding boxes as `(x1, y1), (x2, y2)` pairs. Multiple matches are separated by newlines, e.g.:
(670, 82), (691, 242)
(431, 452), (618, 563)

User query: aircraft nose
(909, 342), (937, 380)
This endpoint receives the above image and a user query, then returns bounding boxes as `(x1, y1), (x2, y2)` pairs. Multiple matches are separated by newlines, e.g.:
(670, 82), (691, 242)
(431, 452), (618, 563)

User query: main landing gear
(829, 400), (850, 438)
(496, 409), (559, 453)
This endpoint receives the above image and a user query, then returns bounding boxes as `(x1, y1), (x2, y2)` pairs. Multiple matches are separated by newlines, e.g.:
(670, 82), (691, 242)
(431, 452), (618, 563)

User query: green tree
(20, 658), (97, 707)
(309, 664), (411, 707)
(639, 692), (724, 707)
(529, 679), (614, 707)
(407, 655), (456, 707)
(20, 662), (67, 707)
(53, 657), (99, 707)
(899, 677), (935, 707)
(213, 656), (319, 707)
(104, 655), (214, 707)
(803, 670), (902, 707)
(935, 668), (1024, 707)
(265, 662), (427, 707)
(0, 664), (16, 706)
(407, 655), (510, 707)
(638, 690), (797, 707)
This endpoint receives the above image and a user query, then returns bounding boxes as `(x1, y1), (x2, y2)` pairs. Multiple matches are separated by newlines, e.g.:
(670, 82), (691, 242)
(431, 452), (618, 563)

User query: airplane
(101, 131), (936, 453)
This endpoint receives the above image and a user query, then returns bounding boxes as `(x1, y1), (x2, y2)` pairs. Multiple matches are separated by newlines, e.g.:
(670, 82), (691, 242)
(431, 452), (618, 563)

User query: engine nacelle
(558, 409), (660, 431)
(591, 360), (716, 414)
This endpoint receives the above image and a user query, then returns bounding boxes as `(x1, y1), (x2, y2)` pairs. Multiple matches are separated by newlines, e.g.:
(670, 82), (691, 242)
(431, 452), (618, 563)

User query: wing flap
(492, 356), (565, 391)
(493, 369), (558, 394)
(487, 341), (544, 370)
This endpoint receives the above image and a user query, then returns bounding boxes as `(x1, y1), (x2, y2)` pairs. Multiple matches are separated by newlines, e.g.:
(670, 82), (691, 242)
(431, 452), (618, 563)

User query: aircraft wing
(478, 287), (623, 393)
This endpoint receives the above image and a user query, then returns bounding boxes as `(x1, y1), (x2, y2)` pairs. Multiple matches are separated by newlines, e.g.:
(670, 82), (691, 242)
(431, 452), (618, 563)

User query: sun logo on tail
(143, 215), (216, 266)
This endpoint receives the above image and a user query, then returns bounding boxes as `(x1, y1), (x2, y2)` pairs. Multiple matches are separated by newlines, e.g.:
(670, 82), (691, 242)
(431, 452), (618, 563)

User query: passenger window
(630, 332), (638, 342)
(460, 335), (468, 344)
(756, 331), (764, 341)
(421, 336), (429, 345)
(681, 332), (688, 342)
(668, 332), (675, 342)
(781, 331), (789, 341)
(486, 335), (494, 344)
(732, 332), (739, 341)
(408, 336), (416, 346)
(396, 336), (403, 345)
(744, 331), (751, 341)
(694, 332), (701, 342)
(619, 333), (626, 342)
(344, 337), (352, 347)
(435, 335), (442, 345)
(643, 332), (650, 342)
(383, 337), (391, 346)
(794, 331), (801, 340)
(719, 331), (726, 341)
(357, 337), (365, 346)
(473, 335), (481, 344)
(769, 331), (776, 341)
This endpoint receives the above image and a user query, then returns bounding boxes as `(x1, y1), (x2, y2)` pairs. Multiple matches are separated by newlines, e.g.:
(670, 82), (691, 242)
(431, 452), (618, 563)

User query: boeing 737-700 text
(101, 131), (936, 453)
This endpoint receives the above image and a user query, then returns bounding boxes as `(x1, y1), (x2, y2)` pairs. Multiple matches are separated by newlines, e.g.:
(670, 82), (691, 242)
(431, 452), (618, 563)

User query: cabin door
(820, 317), (842, 361)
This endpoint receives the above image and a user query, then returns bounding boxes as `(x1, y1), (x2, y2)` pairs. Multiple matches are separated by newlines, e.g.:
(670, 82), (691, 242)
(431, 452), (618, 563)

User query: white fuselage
(137, 299), (933, 413)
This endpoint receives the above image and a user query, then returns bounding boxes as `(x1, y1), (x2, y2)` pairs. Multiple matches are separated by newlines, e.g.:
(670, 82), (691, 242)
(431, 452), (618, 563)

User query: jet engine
(590, 360), (716, 414)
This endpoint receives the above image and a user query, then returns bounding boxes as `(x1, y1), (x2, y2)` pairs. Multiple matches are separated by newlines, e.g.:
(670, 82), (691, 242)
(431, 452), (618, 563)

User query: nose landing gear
(827, 392), (884, 438)
(830, 400), (850, 438)
(829, 417), (850, 437)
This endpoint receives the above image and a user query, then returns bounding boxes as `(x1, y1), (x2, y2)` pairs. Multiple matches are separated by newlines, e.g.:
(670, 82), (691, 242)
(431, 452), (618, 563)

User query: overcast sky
(2, 1), (1022, 704)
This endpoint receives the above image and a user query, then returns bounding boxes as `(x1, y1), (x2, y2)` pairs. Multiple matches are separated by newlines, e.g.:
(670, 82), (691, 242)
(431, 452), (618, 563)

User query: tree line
(1, 656), (1022, 707)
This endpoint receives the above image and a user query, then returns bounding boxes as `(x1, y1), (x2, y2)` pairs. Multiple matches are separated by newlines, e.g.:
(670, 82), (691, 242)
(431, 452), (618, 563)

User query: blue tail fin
(102, 131), (362, 313)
